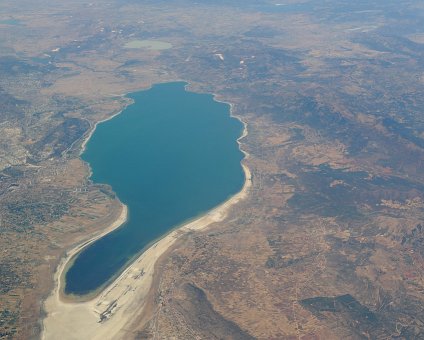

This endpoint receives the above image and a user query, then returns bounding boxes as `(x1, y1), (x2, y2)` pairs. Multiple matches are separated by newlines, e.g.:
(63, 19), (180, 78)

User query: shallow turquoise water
(0, 19), (23, 26)
(64, 82), (245, 295)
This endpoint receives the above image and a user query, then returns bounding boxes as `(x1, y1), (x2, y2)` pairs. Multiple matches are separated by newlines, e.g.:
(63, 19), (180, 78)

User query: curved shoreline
(57, 204), (128, 302)
(42, 84), (251, 339)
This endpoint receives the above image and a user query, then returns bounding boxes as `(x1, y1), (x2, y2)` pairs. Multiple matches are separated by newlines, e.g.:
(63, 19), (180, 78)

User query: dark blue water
(64, 82), (245, 295)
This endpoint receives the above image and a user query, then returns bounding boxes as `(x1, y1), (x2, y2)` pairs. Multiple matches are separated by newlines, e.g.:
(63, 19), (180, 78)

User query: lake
(124, 40), (172, 50)
(64, 82), (245, 296)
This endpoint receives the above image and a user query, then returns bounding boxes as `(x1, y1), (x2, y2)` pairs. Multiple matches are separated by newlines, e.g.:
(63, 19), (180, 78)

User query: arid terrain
(1, 0), (424, 339)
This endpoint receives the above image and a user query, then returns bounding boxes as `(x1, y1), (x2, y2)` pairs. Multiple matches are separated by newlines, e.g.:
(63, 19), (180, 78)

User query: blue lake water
(64, 82), (245, 295)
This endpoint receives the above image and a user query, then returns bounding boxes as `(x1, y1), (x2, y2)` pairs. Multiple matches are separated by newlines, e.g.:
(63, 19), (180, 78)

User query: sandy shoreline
(41, 87), (251, 340)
